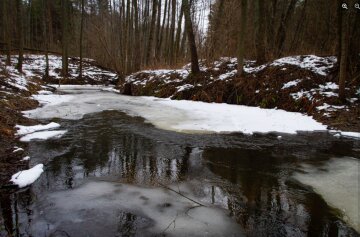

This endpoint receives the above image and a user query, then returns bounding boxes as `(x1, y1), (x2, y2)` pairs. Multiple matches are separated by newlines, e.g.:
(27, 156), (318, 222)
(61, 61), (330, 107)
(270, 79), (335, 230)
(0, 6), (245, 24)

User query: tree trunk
(237, 0), (247, 76)
(275, 0), (297, 57)
(174, 2), (184, 61)
(16, 0), (24, 73)
(145, 0), (158, 65)
(255, 0), (266, 64)
(79, 0), (85, 79)
(338, 9), (349, 101)
(183, 0), (200, 75)
(43, 0), (49, 77)
(2, 0), (11, 66)
(61, 0), (69, 77)
(133, 0), (141, 71)
(169, 0), (176, 64)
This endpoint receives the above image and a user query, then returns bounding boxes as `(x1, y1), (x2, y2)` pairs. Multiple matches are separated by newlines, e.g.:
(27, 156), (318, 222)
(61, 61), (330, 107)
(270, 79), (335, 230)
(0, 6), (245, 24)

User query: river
(0, 87), (359, 237)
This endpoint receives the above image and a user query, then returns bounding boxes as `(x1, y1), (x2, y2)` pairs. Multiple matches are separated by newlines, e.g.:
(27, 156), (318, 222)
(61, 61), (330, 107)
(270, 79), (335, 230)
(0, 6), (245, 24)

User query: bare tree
(16, 0), (24, 73)
(338, 6), (349, 100)
(237, 0), (247, 76)
(79, 0), (85, 79)
(183, 0), (200, 75)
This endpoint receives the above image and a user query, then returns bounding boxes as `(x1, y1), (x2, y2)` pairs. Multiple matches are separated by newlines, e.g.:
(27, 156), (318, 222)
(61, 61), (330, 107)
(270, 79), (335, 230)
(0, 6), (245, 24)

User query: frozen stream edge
(24, 85), (328, 135)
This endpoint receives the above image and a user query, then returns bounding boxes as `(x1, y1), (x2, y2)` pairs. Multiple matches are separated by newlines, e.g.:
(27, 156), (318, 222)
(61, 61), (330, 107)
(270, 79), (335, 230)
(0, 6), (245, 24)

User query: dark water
(0, 110), (359, 237)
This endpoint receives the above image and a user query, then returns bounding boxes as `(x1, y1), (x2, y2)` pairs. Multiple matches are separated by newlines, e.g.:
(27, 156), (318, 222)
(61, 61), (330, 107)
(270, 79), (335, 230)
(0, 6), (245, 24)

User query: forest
(0, 0), (359, 237)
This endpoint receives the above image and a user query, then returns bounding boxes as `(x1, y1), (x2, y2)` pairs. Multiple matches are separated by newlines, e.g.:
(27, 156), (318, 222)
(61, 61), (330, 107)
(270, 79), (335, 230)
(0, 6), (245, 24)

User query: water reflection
(202, 148), (359, 236)
(0, 111), (359, 236)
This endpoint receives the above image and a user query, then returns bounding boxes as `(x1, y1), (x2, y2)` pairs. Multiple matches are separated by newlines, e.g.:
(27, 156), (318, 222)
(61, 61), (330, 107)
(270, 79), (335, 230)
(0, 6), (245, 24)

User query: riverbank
(118, 55), (360, 133)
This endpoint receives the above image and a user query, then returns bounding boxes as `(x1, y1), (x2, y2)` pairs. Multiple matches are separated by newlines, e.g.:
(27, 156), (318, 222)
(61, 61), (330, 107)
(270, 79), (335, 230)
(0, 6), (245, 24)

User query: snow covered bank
(16, 122), (60, 135)
(10, 164), (44, 188)
(30, 181), (243, 236)
(25, 87), (327, 135)
(293, 158), (360, 232)
(20, 130), (67, 142)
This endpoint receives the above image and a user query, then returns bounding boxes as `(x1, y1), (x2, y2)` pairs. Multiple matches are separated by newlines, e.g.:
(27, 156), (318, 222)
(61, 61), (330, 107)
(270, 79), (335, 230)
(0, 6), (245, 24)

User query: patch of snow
(218, 70), (237, 80)
(176, 84), (194, 92)
(340, 132), (360, 139)
(13, 147), (24, 153)
(316, 103), (346, 111)
(37, 90), (53, 95)
(10, 164), (44, 188)
(291, 90), (313, 100)
(20, 130), (67, 142)
(319, 82), (339, 90)
(16, 122), (60, 135)
(282, 79), (302, 89)
(243, 64), (266, 74)
(271, 55), (336, 76)
(22, 156), (30, 161)
(293, 157), (359, 232)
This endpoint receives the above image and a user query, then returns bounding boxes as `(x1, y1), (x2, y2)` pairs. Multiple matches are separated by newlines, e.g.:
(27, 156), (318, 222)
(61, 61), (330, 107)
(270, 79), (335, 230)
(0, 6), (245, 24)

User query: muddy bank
(117, 56), (360, 132)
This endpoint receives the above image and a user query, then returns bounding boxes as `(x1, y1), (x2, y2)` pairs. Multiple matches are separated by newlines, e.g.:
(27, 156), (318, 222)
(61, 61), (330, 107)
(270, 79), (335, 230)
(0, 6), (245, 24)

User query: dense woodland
(0, 0), (359, 99)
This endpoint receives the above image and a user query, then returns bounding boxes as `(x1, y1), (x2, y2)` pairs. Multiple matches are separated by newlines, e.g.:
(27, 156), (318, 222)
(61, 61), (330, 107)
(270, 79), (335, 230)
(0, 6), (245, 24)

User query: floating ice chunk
(293, 158), (359, 232)
(20, 130), (67, 142)
(29, 181), (243, 236)
(16, 122), (60, 135)
(10, 164), (44, 188)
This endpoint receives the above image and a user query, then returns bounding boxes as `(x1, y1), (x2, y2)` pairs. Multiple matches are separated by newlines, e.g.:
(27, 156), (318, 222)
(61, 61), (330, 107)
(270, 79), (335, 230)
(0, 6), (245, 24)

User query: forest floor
(0, 53), (359, 187)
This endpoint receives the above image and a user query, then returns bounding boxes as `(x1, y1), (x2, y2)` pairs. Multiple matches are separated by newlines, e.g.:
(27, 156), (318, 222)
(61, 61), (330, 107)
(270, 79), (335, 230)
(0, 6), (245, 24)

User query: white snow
(293, 157), (359, 232)
(16, 122), (60, 135)
(271, 55), (337, 76)
(10, 164), (44, 188)
(25, 86), (327, 135)
(218, 70), (237, 80)
(13, 147), (24, 153)
(176, 84), (194, 92)
(32, 94), (74, 106)
(319, 82), (339, 90)
(316, 103), (346, 112)
(22, 156), (30, 161)
(20, 130), (67, 142)
(340, 131), (360, 139)
(282, 79), (302, 89)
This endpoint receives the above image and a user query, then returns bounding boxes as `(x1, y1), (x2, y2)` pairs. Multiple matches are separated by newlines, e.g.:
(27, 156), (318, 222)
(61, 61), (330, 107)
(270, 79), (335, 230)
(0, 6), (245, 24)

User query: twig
(157, 182), (205, 207)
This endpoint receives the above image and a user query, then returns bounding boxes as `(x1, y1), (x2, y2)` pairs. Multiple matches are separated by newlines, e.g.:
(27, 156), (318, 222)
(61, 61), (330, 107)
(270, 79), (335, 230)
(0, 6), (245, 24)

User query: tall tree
(2, 0), (11, 66)
(145, 0), (158, 65)
(183, 0), (200, 75)
(338, 5), (350, 100)
(237, 0), (248, 76)
(255, 0), (266, 64)
(61, 0), (69, 77)
(79, 0), (85, 79)
(16, 0), (24, 73)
